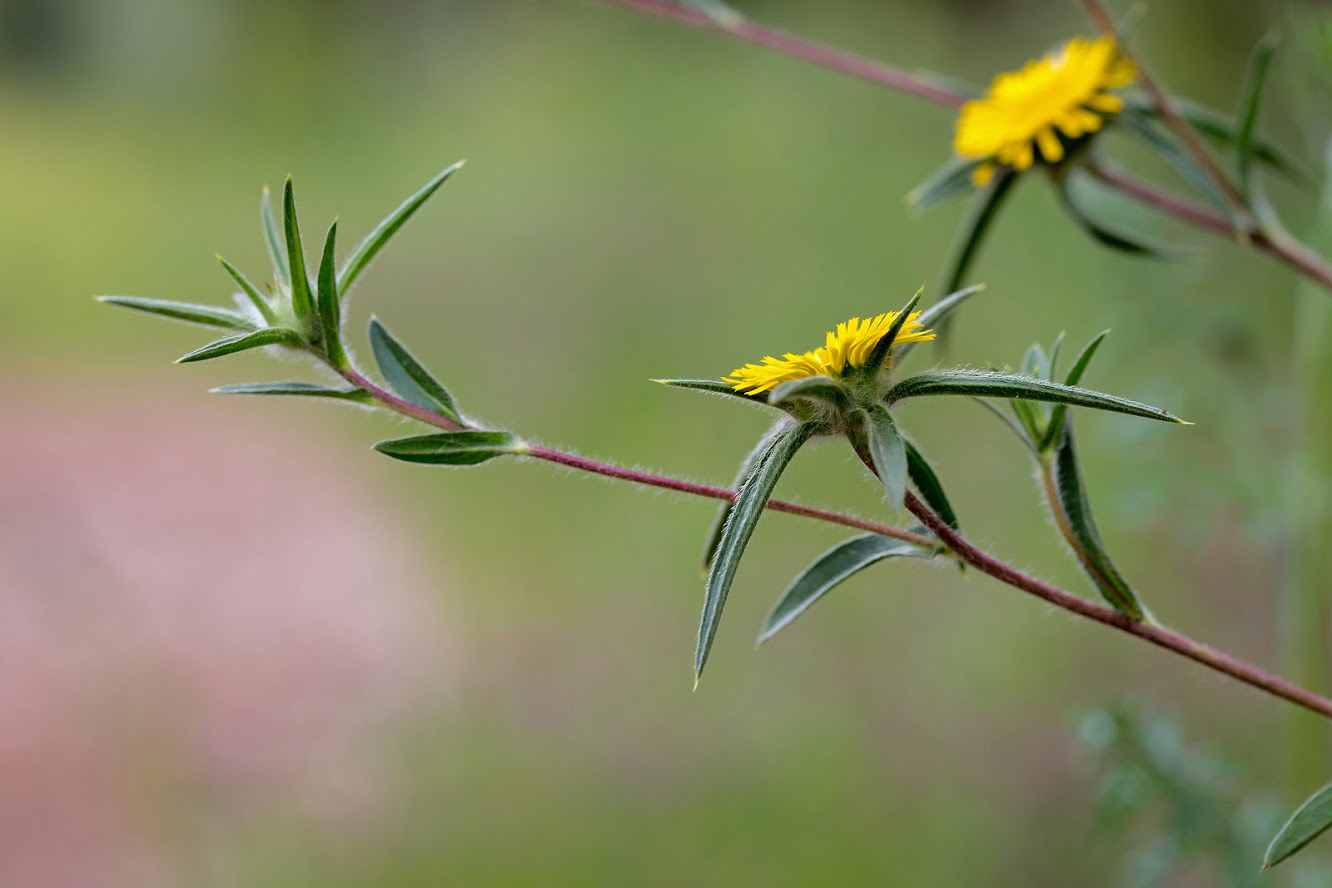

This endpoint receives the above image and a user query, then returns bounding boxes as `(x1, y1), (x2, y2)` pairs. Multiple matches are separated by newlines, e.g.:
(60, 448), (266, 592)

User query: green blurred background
(2, 0), (1328, 884)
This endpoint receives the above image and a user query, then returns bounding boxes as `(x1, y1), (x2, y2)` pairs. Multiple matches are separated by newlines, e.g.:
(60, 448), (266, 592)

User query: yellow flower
(955, 36), (1136, 186)
(724, 312), (935, 395)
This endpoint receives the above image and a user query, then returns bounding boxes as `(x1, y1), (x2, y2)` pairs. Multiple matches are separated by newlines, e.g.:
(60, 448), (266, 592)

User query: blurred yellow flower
(955, 36), (1136, 186)
(724, 312), (935, 395)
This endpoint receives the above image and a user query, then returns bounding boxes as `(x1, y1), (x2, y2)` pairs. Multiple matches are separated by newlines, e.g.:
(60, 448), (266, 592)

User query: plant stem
(1086, 164), (1332, 290)
(1081, 0), (1254, 226)
(604, 0), (1332, 293)
(337, 366), (934, 547)
(601, 0), (967, 108)
(902, 490), (1332, 721)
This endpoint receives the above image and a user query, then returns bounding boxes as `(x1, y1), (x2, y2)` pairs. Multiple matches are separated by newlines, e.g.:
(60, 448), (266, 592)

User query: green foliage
(374, 430), (525, 466)
(96, 295), (257, 332)
(315, 221), (347, 368)
(176, 327), (303, 363)
(885, 368), (1186, 423)
(1267, 782), (1332, 870)
(368, 318), (462, 423)
(211, 382), (373, 402)
(337, 161), (464, 295)
(907, 157), (985, 210)
(861, 404), (907, 512)
(281, 177), (316, 328)
(697, 421), (816, 684)
(758, 535), (934, 644)
(905, 440), (959, 530)
(1235, 34), (1279, 203)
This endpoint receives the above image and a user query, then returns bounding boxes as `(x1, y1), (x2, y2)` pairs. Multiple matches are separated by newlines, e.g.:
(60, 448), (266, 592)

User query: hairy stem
(601, 0), (967, 108)
(903, 490), (1332, 720)
(338, 365), (934, 547)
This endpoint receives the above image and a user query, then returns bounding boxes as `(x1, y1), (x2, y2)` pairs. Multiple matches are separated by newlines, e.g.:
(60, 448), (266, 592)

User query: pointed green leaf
(282, 177), (315, 324)
(1057, 180), (1172, 257)
(768, 375), (847, 410)
(217, 257), (278, 326)
(212, 381), (373, 403)
(654, 378), (767, 405)
(368, 317), (460, 422)
(886, 369), (1186, 424)
(697, 421), (816, 684)
(1117, 110), (1241, 227)
(1050, 423), (1146, 620)
(176, 327), (303, 363)
(895, 284), (985, 363)
(261, 186), (289, 288)
(1265, 780), (1332, 870)
(863, 288), (924, 376)
(1047, 332), (1066, 380)
(935, 169), (1018, 346)
(863, 405), (907, 512)
(1042, 331), (1109, 452)
(1236, 34), (1279, 201)
(98, 295), (256, 332)
(905, 440), (958, 530)
(338, 161), (464, 295)
(1021, 342), (1050, 380)
(758, 535), (933, 644)
(373, 430), (523, 466)
(1145, 98), (1305, 182)
(315, 220), (346, 367)
(908, 157), (985, 211)
(972, 397), (1038, 454)
(702, 421), (789, 570)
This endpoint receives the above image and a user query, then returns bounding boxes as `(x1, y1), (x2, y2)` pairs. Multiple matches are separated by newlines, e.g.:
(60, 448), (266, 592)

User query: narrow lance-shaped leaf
(338, 161), (465, 294)
(885, 369), (1187, 424)
(894, 284), (985, 363)
(1235, 33), (1279, 202)
(1116, 110), (1243, 229)
(907, 157), (986, 211)
(1042, 330), (1108, 452)
(758, 535), (933, 644)
(368, 317), (461, 422)
(1048, 423), (1147, 620)
(282, 177), (315, 326)
(905, 440), (958, 530)
(654, 378), (768, 406)
(176, 327), (303, 363)
(217, 256), (278, 326)
(97, 295), (256, 332)
(315, 220), (347, 368)
(1133, 98), (1305, 182)
(1057, 179), (1172, 257)
(863, 405), (908, 512)
(696, 421), (816, 684)
(374, 430), (524, 466)
(702, 420), (789, 570)
(261, 186), (289, 288)
(1265, 780), (1332, 870)
(934, 169), (1018, 348)
(212, 381), (373, 403)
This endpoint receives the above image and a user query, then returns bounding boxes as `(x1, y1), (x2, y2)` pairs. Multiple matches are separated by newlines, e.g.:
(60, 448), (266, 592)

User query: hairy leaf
(886, 369), (1186, 423)
(315, 220), (346, 366)
(863, 405), (907, 512)
(212, 381), (373, 403)
(906, 440), (958, 529)
(282, 178), (315, 324)
(702, 421), (791, 570)
(758, 535), (933, 644)
(98, 295), (256, 332)
(368, 317), (460, 422)
(338, 161), (465, 294)
(374, 430), (523, 466)
(176, 327), (303, 363)
(697, 421), (816, 684)
(1265, 780), (1332, 870)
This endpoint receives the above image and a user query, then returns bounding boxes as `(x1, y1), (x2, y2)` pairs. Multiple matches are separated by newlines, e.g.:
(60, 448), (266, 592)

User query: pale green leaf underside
(368, 317), (460, 422)
(98, 295), (255, 332)
(1265, 780), (1332, 870)
(758, 534), (933, 644)
(212, 382), (372, 402)
(373, 430), (522, 466)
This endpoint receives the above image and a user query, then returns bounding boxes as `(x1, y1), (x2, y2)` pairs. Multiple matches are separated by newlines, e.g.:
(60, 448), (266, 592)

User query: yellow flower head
(954, 36), (1136, 186)
(724, 311), (935, 395)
